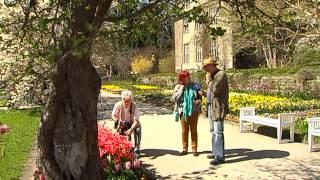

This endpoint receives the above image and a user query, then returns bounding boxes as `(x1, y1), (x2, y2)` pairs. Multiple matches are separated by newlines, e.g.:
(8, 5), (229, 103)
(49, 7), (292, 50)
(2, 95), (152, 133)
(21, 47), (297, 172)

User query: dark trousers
(115, 121), (141, 151)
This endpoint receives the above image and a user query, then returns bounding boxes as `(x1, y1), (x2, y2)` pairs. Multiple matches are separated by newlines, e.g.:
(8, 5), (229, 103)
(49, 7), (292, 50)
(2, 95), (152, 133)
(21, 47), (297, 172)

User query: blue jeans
(208, 105), (225, 160)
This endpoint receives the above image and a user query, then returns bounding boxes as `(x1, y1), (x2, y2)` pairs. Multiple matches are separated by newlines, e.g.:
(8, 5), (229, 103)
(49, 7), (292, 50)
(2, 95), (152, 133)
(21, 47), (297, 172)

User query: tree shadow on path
(177, 149), (290, 179)
(140, 148), (180, 159)
(142, 148), (290, 179)
(224, 148), (289, 163)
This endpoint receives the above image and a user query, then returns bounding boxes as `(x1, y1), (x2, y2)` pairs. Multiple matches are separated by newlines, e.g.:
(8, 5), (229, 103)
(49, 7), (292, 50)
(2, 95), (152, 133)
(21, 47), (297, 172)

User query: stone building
(174, 0), (233, 72)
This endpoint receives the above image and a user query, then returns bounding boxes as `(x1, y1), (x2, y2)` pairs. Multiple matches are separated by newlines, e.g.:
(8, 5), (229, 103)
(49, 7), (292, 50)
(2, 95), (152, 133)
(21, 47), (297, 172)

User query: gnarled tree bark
(38, 51), (102, 179)
(37, 0), (111, 178)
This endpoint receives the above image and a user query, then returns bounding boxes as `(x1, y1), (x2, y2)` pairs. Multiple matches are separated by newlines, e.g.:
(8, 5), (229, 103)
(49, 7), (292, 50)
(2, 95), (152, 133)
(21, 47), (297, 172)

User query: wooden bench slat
(240, 116), (279, 127)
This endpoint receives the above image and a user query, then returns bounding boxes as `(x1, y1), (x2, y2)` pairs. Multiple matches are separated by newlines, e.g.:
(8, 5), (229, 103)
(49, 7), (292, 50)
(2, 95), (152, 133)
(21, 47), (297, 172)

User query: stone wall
(139, 74), (320, 97)
(229, 73), (320, 97)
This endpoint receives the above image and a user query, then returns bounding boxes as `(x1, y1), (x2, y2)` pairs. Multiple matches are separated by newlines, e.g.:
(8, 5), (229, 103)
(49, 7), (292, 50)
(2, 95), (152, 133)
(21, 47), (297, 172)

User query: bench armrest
(278, 113), (296, 124)
(240, 107), (255, 117)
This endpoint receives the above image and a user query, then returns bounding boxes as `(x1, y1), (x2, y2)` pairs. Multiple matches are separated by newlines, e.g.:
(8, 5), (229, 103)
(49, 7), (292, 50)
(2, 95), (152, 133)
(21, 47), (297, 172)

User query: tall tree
(0, 0), (197, 179)
(195, 0), (319, 67)
(219, 0), (320, 67)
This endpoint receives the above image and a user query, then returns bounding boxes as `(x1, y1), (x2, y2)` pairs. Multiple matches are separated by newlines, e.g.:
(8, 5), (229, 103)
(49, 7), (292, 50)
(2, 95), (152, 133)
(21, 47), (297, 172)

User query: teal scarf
(182, 84), (194, 120)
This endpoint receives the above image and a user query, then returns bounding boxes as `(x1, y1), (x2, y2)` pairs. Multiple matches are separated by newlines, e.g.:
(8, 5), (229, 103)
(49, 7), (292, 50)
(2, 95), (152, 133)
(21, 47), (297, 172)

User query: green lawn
(0, 109), (40, 180)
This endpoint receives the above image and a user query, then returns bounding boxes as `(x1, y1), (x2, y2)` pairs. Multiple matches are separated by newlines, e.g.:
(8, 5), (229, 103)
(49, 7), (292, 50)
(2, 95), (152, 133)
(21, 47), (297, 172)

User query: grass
(0, 109), (40, 180)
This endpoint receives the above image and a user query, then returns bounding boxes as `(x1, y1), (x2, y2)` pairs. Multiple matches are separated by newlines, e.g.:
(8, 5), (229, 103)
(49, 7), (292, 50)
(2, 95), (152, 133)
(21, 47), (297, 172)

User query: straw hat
(202, 57), (219, 68)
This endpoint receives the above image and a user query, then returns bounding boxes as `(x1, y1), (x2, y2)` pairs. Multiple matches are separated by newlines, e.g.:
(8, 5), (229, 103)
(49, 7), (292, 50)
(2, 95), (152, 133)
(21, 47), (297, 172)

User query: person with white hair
(112, 90), (142, 156)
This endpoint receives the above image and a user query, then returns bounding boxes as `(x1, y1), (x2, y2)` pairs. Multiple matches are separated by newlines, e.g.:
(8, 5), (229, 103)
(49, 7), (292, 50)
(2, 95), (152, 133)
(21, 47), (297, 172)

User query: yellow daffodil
(133, 85), (160, 90)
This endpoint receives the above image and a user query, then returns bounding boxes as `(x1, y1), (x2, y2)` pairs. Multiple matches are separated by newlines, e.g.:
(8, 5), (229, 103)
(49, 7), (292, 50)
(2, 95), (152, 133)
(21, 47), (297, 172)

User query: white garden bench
(240, 107), (296, 144)
(308, 117), (320, 152)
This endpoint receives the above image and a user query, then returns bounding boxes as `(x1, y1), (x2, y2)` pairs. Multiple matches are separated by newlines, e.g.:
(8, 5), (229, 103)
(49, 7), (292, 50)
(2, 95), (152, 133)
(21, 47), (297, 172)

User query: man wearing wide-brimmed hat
(202, 57), (229, 165)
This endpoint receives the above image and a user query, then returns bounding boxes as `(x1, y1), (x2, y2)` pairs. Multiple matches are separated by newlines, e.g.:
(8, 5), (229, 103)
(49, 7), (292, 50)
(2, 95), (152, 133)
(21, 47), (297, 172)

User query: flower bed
(101, 85), (124, 94)
(222, 93), (320, 142)
(101, 81), (169, 95)
(228, 92), (320, 115)
(133, 85), (160, 90)
(98, 126), (147, 179)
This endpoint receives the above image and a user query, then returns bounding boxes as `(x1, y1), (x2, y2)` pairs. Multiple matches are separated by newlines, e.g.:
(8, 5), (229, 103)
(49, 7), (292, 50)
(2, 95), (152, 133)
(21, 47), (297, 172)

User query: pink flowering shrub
(98, 125), (134, 164)
(98, 125), (146, 179)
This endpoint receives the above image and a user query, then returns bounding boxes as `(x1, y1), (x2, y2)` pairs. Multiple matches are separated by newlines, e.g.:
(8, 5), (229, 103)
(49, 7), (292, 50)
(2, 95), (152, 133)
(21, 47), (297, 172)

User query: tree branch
(92, 0), (113, 34)
(104, 0), (166, 22)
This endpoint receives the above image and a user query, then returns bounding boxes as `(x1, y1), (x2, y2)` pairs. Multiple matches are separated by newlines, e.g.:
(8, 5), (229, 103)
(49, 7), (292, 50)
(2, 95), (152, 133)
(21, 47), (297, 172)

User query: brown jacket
(208, 70), (229, 120)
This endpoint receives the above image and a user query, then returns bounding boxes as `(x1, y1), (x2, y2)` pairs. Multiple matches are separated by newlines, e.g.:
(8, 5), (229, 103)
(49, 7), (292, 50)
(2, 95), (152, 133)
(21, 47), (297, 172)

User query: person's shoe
(180, 151), (188, 156)
(134, 148), (140, 157)
(210, 159), (225, 165)
(207, 154), (215, 159)
(193, 152), (199, 157)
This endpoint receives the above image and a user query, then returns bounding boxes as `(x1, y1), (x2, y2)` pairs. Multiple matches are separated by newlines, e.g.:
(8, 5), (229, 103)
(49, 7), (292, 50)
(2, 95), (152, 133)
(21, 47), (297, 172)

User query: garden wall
(140, 73), (320, 97)
(229, 73), (320, 97)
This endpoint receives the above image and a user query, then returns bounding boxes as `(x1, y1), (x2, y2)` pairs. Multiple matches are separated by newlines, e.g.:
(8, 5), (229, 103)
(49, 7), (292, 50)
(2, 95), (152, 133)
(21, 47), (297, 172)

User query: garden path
(21, 92), (320, 179)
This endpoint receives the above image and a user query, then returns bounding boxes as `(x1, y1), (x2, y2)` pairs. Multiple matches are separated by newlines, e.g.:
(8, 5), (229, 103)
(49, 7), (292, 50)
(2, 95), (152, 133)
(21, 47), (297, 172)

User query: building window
(195, 22), (201, 30)
(183, 43), (190, 63)
(183, 18), (189, 33)
(209, 7), (218, 23)
(210, 38), (218, 60)
(196, 41), (203, 62)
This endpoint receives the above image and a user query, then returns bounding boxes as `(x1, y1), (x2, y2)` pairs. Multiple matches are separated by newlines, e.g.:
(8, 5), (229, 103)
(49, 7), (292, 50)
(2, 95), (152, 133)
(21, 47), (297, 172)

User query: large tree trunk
(36, 0), (113, 178)
(38, 51), (102, 179)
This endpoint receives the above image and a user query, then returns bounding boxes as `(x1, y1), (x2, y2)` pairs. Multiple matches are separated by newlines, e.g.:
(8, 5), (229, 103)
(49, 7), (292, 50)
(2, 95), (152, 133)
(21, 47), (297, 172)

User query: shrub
(295, 118), (308, 143)
(159, 52), (175, 73)
(131, 55), (153, 75)
(191, 71), (206, 86)
(293, 48), (320, 66)
(296, 69), (316, 83)
(232, 72), (249, 82)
